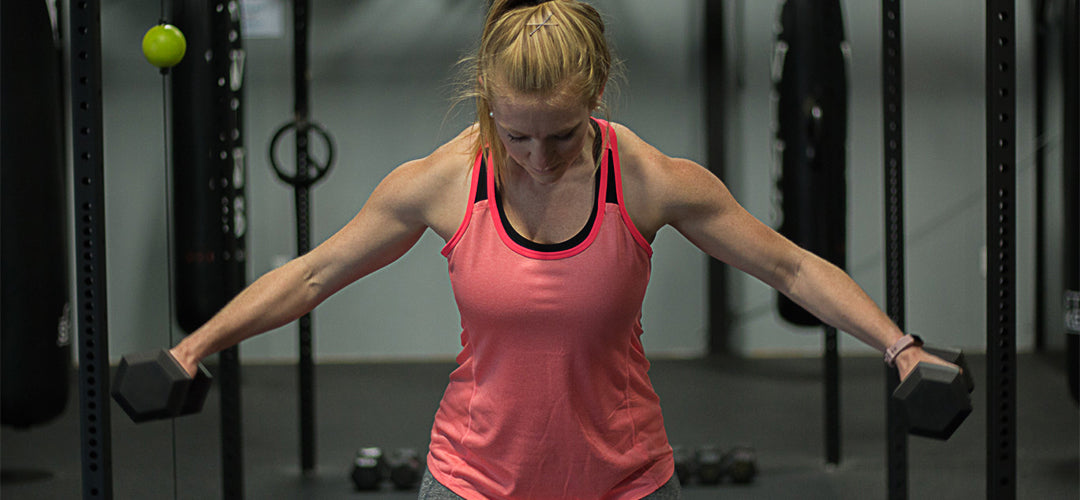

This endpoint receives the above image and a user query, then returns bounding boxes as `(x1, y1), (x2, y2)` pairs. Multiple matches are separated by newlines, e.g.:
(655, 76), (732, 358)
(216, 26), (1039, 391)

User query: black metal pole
(293, 0), (317, 474)
(824, 326), (840, 466)
(1034, 0), (1047, 352)
(881, 1), (908, 498)
(217, 3), (247, 496)
(704, 0), (730, 355)
(69, 0), (114, 498)
(986, 1), (1017, 498)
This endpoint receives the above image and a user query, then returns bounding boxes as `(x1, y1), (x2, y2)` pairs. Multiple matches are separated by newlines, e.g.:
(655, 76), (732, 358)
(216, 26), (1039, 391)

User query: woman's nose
(532, 142), (555, 167)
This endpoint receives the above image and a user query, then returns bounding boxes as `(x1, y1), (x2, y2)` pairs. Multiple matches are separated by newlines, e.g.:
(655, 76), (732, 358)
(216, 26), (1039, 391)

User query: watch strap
(884, 334), (923, 367)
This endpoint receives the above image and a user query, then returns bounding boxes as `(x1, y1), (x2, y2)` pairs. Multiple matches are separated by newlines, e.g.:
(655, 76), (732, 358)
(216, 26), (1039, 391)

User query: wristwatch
(884, 334), (923, 367)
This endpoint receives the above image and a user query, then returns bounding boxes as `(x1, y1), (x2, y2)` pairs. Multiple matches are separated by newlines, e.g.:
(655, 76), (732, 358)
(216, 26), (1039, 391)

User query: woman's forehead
(492, 94), (588, 129)
(493, 91), (583, 112)
(489, 75), (592, 106)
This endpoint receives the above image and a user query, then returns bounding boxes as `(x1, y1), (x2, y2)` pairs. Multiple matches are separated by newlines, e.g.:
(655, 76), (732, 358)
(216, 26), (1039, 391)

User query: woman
(171, 1), (953, 498)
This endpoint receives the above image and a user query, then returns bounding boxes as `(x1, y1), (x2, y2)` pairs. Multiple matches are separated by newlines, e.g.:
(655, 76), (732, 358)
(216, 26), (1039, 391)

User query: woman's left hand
(894, 346), (961, 382)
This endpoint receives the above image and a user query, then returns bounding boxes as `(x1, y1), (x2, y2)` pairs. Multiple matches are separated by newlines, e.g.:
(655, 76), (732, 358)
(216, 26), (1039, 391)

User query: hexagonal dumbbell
(111, 349), (212, 423)
(350, 447), (388, 491)
(695, 446), (725, 485)
(672, 445), (697, 486)
(387, 448), (424, 490)
(721, 446), (757, 484)
(892, 345), (974, 440)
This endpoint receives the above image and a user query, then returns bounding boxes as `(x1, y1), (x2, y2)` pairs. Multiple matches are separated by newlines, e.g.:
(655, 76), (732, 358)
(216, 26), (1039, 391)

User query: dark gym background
(51, 0), (1049, 361)
(2, 0), (1077, 499)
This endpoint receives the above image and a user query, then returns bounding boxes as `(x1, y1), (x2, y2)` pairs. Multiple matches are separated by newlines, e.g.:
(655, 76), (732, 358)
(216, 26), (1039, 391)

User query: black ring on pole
(268, 120), (336, 188)
(881, 1), (908, 498)
(986, 1), (1017, 498)
(70, 0), (114, 498)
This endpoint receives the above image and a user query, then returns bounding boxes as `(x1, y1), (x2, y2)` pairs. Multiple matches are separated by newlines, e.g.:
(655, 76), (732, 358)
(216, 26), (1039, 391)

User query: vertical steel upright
(704, 0), (730, 354)
(292, 0), (317, 474)
(880, 0), (908, 498)
(986, 1), (1017, 498)
(69, 0), (113, 498)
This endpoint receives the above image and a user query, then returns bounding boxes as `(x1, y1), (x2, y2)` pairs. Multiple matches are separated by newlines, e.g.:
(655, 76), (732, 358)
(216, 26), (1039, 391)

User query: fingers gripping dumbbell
(111, 348), (212, 423)
(892, 345), (974, 440)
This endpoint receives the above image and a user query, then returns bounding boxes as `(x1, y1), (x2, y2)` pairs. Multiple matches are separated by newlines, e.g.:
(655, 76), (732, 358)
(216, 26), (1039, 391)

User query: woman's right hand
(170, 346), (199, 378)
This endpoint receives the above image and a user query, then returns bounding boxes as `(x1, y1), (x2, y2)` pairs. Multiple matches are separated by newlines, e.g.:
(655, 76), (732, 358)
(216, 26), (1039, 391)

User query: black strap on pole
(881, 1), (908, 499)
(70, 1), (114, 498)
(268, 0), (335, 475)
(986, 1), (1017, 498)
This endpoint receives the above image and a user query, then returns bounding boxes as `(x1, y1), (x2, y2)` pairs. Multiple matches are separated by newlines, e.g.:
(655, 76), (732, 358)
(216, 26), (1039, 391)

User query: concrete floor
(2, 353), (1077, 499)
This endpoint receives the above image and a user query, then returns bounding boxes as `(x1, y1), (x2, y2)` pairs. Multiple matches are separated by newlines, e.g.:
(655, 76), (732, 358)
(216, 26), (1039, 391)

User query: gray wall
(96, 0), (1040, 363)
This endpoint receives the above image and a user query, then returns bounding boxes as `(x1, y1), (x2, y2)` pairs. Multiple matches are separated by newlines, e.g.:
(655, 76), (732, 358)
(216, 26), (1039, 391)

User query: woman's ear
(592, 84), (606, 110)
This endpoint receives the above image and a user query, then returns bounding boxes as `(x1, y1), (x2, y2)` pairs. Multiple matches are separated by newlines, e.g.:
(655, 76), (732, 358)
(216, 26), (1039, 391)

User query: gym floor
(2, 353), (1077, 499)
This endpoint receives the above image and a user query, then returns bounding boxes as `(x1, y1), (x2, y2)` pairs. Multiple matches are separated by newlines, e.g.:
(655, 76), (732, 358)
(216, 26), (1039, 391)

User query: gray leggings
(417, 469), (682, 500)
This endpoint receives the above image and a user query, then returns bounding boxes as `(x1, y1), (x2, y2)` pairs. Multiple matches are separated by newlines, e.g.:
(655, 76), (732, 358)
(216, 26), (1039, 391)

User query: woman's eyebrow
(501, 121), (582, 138)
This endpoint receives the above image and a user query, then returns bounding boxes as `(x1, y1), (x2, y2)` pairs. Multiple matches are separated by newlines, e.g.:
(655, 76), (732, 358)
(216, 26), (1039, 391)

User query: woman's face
(489, 87), (595, 184)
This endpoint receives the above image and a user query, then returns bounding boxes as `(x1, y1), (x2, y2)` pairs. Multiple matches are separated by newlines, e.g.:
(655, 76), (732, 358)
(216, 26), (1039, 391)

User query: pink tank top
(430, 119), (674, 499)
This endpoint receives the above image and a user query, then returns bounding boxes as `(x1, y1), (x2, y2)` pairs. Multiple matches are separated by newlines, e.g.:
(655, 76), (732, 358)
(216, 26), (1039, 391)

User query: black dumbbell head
(672, 446), (697, 486)
(893, 362), (973, 440)
(112, 349), (192, 423)
(351, 447), (386, 491)
(387, 448), (423, 490)
(922, 346), (975, 393)
(695, 446), (725, 485)
(721, 446), (757, 484)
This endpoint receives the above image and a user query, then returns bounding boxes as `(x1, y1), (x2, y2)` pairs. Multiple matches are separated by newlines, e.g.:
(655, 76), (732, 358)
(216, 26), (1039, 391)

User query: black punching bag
(772, 0), (849, 326)
(171, 1), (247, 333)
(1, 0), (72, 427)
(1061, 0), (1079, 404)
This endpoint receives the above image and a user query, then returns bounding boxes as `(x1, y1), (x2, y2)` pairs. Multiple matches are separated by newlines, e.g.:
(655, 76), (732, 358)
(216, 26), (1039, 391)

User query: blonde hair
(457, 0), (619, 182)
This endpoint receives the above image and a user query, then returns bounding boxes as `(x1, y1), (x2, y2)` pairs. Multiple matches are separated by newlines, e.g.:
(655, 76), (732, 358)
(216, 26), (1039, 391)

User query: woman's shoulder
(377, 124), (478, 238)
(605, 121), (700, 188)
(604, 120), (727, 235)
(404, 124), (478, 179)
(383, 125), (477, 198)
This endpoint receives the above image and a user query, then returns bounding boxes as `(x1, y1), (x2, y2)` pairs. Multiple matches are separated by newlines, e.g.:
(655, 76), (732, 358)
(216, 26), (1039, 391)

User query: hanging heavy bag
(1, 0), (72, 428)
(171, 0), (247, 334)
(1061, 0), (1079, 405)
(772, 0), (850, 327)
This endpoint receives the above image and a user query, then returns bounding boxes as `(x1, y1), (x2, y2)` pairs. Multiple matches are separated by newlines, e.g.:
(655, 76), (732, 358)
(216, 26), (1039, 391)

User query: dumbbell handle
(920, 345), (974, 393)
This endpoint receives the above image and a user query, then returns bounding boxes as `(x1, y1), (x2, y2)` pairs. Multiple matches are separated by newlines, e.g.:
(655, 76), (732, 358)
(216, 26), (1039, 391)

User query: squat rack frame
(70, 0), (112, 497)
(879, 1), (1017, 498)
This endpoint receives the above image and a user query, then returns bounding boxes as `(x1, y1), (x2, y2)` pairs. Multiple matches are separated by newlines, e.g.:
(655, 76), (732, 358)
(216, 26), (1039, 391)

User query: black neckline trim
(494, 119), (604, 253)
(495, 168), (601, 252)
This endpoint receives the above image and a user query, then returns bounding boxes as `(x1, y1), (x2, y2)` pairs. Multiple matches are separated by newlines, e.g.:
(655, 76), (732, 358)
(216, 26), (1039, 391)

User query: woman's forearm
(782, 251), (904, 352)
(171, 255), (326, 369)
